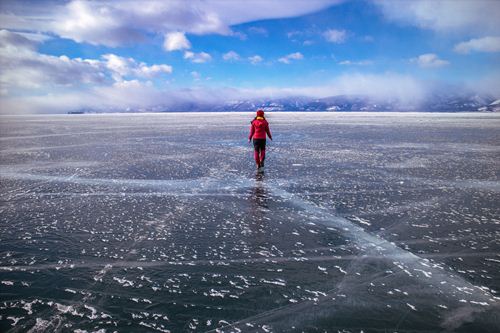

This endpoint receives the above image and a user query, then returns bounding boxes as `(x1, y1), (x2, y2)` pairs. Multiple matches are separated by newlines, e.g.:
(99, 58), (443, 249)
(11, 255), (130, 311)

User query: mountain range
(72, 93), (500, 113)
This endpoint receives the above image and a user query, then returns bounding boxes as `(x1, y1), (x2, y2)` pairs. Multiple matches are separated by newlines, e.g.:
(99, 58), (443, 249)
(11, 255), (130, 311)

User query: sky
(1, 0), (500, 113)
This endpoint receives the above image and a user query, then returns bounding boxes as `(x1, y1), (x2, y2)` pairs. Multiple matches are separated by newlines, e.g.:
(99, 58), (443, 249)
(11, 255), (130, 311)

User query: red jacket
(249, 117), (272, 140)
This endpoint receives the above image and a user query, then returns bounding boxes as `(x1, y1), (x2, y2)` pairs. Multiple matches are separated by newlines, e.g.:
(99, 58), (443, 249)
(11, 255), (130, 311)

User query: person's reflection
(252, 171), (268, 210)
(248, 171), (269, 242)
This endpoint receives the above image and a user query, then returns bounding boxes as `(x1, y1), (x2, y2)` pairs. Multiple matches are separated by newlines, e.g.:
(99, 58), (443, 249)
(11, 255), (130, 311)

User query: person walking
(248, 109), (272, 169)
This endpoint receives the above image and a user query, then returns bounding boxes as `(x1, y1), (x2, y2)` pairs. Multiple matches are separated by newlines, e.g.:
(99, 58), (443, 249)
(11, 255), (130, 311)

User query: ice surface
(1, 112), (499, 332)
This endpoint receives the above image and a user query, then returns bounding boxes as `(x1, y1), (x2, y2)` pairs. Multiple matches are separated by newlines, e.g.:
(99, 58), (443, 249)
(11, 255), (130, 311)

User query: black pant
(253, 138), (266, 150)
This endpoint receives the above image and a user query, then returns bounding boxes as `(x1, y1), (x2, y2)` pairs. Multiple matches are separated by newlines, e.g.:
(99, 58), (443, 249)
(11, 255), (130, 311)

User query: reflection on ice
(1, 113), (499, 332)
(251, 171), (269, 210)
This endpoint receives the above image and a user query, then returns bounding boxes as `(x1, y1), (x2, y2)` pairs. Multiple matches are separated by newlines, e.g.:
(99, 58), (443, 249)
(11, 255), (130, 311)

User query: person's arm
(266, 124), (272, 140)
(248, 122), (255, 141)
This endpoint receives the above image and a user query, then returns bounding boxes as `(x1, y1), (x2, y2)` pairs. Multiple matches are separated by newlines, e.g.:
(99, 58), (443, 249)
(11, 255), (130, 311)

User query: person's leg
(254, 148), (261, 167)
(260, 147), (266, 166)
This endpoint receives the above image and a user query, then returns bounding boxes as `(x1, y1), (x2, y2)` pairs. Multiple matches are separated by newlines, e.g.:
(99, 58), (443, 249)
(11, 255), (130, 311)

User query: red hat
(256, 109), (264, 117)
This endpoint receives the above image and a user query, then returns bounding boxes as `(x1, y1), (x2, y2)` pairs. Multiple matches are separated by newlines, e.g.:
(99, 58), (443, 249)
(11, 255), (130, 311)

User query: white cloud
(323, 29), (347, 43)
(222, 50), (240, 61)
(0, 11), (61, 33)
(248, 55), (263, 64)
(0, 30), (105, 90)
(102, 54), (172, 80)
(410, 53), (449, 68)
(163, 31), (191, 51)
(4, 69), (499, 114)
(248, 26), (268, 36)
(0, 82), (241, 114)
(0, 80), (168, 114)
(15, 32), (53, 43)
(339, 60), (373, 66)
(1, 91), (99, 114)
(454, 36), (500, 54)
(190, 0), (343, 29)
(236, 73), (428, 105)
(0, 29), (38, 53)
(465, 72), (500, 97)
(278, 52), (304, 64)
(332, 73), (426, 102)
(374, 0), (500, 33)
(102, 54), (131, 78)
(0, 72), (430, 114)
(0, 30), (171, 94)
(287, 31), (303, 39)
(230, 31), (247, 40)
(1, 0), (342, 47)
(184, 51), (212, 63)
(137, 64), (173, 77)
(52, 1), (145, 47)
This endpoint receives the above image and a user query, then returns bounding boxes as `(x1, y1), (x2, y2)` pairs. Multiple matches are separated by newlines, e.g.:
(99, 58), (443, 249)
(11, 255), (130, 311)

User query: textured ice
(1, 112), (499, 332)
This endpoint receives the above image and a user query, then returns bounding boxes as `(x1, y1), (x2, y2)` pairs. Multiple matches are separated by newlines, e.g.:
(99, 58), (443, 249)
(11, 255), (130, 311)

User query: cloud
(0, 81), (243, 114)
(330, 73), (426, 103)
(248, 55), (263, 64)
(230, 31), (247, 40)
(51, 1), (146, 47)
(136, 64), (173, 77)
(1, 0), (342, 47)
(183, 51), (212, 63)
(278, 52), (304, 64)
(323, 29), (347, 43)
(5, 70), (499, 114)
(0, 30), (172, 94)
(0, 30), (106, 90)
(0, 29), (38, 52)
(338, 60), (373, 66)
(374, 0), (500, 33)
(50, 1), (226, 46)
(0, 11), (59, 33)
(101, 54), (173, 80)
(163, 31), (191, 51)
(454, 36), (500, 54)
(287, 30), (303, 39)
(240, 73), (428, 104)
(410, 53), (449, 68)
(222, 50), (240, 61)
(102, 54), (132, 78)
(0, 72), (430, 114)
(15, 32), (53, 43)
(286, 28), (320, 45)
(248, 26), (268, 36)
(1, 80), (165, 114)
(212, 0), (343, 26)
(466, 71), (500, 97)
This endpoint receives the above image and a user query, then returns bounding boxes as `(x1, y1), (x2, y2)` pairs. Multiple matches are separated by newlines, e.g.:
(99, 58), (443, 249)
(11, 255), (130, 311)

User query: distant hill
(69, 93), (499, 113)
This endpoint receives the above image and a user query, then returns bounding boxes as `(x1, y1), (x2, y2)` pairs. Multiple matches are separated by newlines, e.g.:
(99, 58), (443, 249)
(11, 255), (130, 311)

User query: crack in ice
(1, 169), (497, 331)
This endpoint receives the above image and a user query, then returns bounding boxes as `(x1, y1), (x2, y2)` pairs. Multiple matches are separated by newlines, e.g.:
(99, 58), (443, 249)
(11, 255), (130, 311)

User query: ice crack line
(263, 180), (497, 303)
(207, 177), (499, 332)
(0, 170), (496, 305)
(0, 170), (252, 193)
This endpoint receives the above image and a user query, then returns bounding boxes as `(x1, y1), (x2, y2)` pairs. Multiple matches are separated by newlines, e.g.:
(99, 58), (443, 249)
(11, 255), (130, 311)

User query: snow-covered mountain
(70, 93), (499, 113)
(478, 99), (500, 112)
(165, 93), (498, 112)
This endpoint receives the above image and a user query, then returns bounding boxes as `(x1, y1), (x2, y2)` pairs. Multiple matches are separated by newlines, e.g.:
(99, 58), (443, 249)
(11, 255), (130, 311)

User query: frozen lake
(1, 112), (499, 332)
